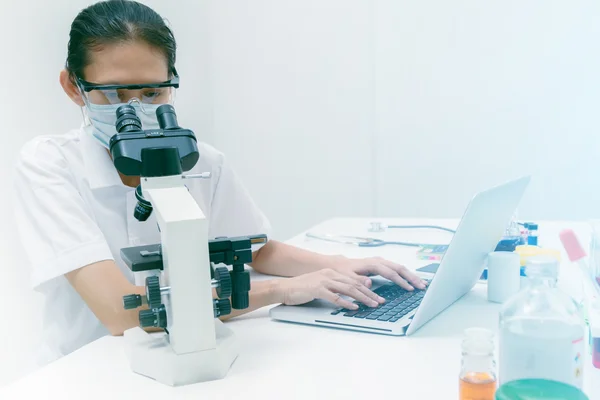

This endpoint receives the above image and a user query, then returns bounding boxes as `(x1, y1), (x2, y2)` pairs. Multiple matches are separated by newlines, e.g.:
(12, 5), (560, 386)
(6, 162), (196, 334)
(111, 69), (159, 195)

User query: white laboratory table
(1, 218), (599, 400)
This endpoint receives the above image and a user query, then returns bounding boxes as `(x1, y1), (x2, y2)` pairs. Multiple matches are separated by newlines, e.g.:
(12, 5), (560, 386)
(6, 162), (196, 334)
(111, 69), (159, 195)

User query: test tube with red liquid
(593, 338), (600, 368)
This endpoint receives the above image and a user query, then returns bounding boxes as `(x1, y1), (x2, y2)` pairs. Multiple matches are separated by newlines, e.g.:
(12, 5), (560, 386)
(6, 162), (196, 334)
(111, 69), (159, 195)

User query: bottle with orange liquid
(459, 328), (497, 400)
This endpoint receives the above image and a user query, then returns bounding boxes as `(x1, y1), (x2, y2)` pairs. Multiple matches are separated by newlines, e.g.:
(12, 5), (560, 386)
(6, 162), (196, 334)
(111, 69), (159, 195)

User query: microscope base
(123, 319), (239, 386)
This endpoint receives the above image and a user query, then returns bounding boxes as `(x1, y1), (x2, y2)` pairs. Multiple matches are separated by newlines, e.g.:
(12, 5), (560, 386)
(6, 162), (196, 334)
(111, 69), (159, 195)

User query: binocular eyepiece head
(115, 104), (180, 134)
(113, 103), (187, 222)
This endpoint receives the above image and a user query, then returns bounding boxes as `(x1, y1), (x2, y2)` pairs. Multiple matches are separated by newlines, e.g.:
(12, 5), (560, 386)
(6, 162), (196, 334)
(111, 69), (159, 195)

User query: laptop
(269, 176), (531, 336)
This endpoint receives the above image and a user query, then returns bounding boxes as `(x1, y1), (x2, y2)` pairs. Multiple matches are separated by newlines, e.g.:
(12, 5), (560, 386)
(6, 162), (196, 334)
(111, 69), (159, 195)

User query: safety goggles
(76, 69), (179, 105)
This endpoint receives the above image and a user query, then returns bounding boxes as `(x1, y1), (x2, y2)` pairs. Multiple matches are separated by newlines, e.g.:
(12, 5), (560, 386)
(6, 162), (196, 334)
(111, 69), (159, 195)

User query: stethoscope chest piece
(368, 222), (386, 232)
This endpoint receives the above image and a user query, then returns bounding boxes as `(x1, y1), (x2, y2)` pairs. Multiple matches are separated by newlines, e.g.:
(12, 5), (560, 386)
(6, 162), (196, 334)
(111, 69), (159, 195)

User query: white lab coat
(11, 126), (271, 366)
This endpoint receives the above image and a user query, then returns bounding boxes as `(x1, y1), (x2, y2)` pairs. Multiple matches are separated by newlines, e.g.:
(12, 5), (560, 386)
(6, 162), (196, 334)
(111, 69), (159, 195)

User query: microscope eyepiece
(156, 104), (180, 130)
(116, 104), (136, 119)
(116, 104), (142, 133)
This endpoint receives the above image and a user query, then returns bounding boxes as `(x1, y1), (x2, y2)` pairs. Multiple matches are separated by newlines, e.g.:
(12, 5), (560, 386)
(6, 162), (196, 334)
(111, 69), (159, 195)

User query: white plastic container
(487, 251), (521, 304)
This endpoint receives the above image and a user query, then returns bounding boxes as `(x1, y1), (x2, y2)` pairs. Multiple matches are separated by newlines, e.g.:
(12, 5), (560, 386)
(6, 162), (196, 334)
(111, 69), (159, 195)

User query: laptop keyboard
(330, 281), (430, 323)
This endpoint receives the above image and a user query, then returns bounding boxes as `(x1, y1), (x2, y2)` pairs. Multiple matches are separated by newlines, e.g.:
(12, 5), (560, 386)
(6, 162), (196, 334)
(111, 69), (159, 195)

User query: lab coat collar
(80, 125), (124, 190)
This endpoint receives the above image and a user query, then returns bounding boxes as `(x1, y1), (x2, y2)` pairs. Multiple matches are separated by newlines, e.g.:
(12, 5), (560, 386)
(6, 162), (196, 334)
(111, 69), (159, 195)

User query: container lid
(525, 255), (559, 279)
(495, 379), (588, 400)
(514, 245), (561, 267)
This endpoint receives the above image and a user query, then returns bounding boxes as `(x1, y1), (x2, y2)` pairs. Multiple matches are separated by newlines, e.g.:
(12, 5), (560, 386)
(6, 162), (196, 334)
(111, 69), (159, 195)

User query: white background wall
(1, 0), (599, 387)
(374, 1), (600, 221)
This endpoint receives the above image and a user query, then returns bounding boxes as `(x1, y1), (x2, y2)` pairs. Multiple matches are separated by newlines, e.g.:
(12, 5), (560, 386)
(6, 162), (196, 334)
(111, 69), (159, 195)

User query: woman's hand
(272, 268), (386, 310)
(331, 256), (427, 291)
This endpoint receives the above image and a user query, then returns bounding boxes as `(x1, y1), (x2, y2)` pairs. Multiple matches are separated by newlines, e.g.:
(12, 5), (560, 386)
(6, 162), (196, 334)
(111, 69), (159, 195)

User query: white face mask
(82, 100), (162, 148)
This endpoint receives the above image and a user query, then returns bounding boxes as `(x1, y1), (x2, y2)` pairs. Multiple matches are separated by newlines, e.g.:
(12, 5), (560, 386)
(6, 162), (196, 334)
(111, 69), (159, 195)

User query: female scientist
(12, 0), (426, 364)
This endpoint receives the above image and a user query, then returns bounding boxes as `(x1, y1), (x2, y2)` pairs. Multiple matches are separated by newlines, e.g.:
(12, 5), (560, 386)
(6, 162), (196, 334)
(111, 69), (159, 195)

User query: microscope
(109, 103), (267, 386)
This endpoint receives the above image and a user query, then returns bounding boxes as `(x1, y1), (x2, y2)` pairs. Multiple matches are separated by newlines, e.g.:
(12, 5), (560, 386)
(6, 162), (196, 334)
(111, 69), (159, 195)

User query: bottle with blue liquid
(495, 212), (525, 252)
(525, 222), (538, 246)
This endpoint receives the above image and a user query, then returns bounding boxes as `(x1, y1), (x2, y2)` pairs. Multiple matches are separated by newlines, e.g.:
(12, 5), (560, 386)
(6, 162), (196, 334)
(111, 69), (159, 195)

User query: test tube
(590, 220), (600, 285)
(589, 298), (600, 369)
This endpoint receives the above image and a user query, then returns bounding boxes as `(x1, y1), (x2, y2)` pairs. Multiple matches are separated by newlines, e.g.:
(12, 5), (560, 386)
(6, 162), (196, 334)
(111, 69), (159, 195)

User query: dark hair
(66, 0), (176, 81)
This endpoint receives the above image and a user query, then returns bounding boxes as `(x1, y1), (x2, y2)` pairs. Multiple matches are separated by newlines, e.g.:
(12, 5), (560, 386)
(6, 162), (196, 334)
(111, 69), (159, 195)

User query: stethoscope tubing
(305, 224), (455, 248)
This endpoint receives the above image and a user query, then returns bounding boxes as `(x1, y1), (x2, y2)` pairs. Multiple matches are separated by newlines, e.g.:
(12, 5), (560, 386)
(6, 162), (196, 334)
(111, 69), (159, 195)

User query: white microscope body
(111, 103), (266, 386)
(123, 175), (239, 386)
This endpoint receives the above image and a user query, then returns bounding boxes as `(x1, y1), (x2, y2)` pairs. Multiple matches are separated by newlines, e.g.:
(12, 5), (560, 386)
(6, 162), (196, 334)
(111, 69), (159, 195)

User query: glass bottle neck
(461, 352), (495, 375)
(525, 275), (557, 288)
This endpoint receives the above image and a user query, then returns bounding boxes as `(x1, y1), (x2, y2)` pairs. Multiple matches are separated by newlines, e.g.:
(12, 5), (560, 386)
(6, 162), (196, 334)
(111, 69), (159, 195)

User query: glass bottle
(499, 255), (585, 389)
(505, 212), (521, 238)
(526, 223), (538, 246)
(459, 327), (497, 400)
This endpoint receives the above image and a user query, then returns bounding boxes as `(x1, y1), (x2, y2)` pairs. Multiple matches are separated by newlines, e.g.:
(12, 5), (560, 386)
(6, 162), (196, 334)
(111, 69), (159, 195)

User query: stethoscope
(367, 221), (456, 234)
(305, 223), (456, 248)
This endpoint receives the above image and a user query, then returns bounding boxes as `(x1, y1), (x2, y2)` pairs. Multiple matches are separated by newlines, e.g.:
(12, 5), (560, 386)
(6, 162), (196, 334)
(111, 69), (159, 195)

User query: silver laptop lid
(406, 176), (531, 335)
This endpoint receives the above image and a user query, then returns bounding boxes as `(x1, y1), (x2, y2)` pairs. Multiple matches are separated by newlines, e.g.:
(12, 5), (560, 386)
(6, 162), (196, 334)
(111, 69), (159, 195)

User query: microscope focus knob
(139, 305), (167, 329)
(214, 299), (232, 317)
(231, 269), (251, 309)
(123, 294), (143, 310)
(146, 276), (162, 308)
(214, 266), (232, 299)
